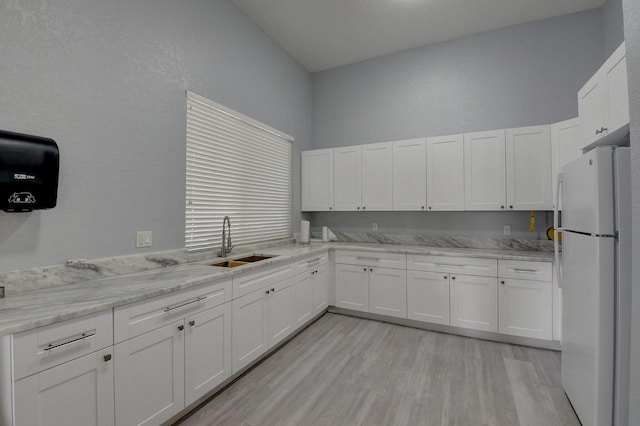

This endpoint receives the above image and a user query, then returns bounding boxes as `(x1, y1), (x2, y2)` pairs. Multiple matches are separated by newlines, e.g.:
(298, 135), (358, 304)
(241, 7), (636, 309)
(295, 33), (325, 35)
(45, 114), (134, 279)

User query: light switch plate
(136, 231), (152, 248)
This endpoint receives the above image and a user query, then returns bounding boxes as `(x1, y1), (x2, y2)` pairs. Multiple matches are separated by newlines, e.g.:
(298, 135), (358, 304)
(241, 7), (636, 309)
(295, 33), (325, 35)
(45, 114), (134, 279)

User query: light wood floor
(176, 313), (580, 426)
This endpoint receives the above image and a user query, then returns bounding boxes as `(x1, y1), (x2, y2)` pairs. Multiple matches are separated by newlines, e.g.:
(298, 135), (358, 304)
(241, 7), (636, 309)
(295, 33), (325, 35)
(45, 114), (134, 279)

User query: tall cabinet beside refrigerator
(555, 146), (631, 426)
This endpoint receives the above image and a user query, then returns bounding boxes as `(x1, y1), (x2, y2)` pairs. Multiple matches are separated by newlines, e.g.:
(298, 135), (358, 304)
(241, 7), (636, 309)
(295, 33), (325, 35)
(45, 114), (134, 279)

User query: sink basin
(210, 260), (249, 268)
(207, 255), (278, 268)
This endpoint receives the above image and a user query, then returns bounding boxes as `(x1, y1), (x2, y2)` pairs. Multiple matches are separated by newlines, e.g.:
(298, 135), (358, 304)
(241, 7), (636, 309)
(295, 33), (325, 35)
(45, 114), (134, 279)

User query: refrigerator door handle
(554, 173), (563, 286)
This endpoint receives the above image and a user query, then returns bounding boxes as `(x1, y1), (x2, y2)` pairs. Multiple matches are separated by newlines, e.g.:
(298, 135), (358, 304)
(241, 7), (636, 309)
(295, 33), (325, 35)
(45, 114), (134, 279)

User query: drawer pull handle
(104, 354), (112, 362)
(307, 257), (323, 264)
(43, 331), (96, 351)
(189, 320), (196, 327)
(164, 296), (207, 312)
(509, 268), (539, 273)
(178, 325), (184, 331)
(436, 263), (465, 268)
(356, 257), (380, 261)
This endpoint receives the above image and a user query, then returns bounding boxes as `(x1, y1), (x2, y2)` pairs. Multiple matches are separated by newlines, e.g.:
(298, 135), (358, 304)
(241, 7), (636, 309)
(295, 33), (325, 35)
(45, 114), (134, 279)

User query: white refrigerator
(554, 146), (631, 426)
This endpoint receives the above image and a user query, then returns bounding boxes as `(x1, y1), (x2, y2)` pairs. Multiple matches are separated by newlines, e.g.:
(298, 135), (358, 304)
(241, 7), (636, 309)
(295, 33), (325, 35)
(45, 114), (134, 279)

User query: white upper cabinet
(464, 130), (506, 211)
(393, 138), (427, 211)
(427, 134), (465, 211)
(301, 149), (333, 211)
(578, 42), (629, 148)
(361, 142), (393, 211)
(333, 146), (362, 211)
(505, 125), (552, 211)
(551, 118), (581, 210)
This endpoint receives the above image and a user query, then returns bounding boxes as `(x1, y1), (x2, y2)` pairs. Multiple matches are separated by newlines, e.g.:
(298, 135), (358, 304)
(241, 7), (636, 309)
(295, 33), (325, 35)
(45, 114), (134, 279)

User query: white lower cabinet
(313, 264), (330, 314)
(295, 263), (329, 327)
(368, 267), (407, 319)
(498, 260), (553, 340)
(334, 263), (370, 312)
(115, 322), (185, 426)
(14, 347), (114, 426)
(407, 271), (450, 325)
(450, 274), (498, 332)
(232, 277), (295, 374)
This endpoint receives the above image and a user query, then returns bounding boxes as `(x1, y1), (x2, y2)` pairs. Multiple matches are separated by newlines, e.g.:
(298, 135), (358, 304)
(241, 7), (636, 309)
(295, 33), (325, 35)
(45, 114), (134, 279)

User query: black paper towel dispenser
(0, 130), (59, 212)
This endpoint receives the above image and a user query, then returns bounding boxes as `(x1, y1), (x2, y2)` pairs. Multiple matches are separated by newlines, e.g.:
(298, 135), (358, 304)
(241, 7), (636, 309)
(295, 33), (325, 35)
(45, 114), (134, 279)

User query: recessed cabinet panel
(335, 263), (369, 312)
(427, 134), (465, 211)
(232, 291), (269, 373)
(407, 271), (450, 325)
(313, 264), (330, 314)
(362, 142), (393, 211)
(393, 138), (426, 211)
(294, 271), (315, 326)
(301, 149), (333, 211)
(368, 267), (407, 319)
(499, 278), (552, 340)
(450, 274), (498, 332)
(505, 125), (552, 210)
(551, 118), (581, 211)
(464, 130), (506, 211)
(578, 74), (606, 147)
(333, 146), (362, 211)
(604, 44), (629, 135)
(268, 278), (295, 348)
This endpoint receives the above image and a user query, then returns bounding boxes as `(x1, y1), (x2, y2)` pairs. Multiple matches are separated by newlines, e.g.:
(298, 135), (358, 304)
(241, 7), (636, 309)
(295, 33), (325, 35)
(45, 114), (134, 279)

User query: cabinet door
(268, 277), (295, 348)
(552, 265), (562, 341)
(603, 43), (629, 135)
(361, 142), (393, 211)
(450, 274), (498, 332)
(551, 118), (581, 211)
(301, 149), (334, 211)
(393, 138), (426, 211)
(313, 264), (330, 314)
(499, 278), (552, 340)
(14, 347), (114, 426)
(115, 322), (185, 426)
(407, 271), (450, 325)
(334, 264), (369, 312)
(231, 290), (269, 374)
(464, 130), (506, 211)
(333, 146), (362, 211)
(505, 125), (552, 210)
(184, 302), (232, 406)
(368, 267), (407, 319)
(294, 271), (315, 326)
(426, 134), (465, 211)
(578, 71), (607, 147)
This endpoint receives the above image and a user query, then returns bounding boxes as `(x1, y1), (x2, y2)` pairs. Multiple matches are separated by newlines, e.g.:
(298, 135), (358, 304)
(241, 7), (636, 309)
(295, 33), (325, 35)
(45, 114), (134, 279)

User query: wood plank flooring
(175, 313), (579, 426)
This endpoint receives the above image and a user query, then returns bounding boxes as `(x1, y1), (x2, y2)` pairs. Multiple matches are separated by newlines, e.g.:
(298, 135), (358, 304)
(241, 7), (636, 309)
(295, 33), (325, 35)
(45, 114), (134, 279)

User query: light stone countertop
(0, 242), (553, 337)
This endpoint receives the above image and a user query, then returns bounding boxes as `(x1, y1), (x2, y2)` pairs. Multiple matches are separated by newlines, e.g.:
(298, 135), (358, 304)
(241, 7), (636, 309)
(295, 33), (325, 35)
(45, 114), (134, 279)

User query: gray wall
(309, 10), (604, 239)
(603, 0), (625, 57)
(0, 0), (312, 272)
(622, 0), (640, 420)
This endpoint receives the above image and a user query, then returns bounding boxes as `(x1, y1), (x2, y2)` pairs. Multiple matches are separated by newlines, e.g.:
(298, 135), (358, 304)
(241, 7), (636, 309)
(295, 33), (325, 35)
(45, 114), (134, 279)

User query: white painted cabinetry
(334, 251), (407, 318)
(301, 149), (334, 211)
(294, 254), (330, 327)
(551, 118), (581, 210)
(450, 274), (498, 332)
(505, 125), (552, 210)
(498, 260), (552, 340)
(113, 279), (232, 426)
(464, 130), (507, 211)
(333, 146), (362, 211)
(232, 263), (295, 373)
(393, 138), (426, 211)
(407, 270), (450, 325)
(578, 42), (629, 149)
(361, 142), (393, 211)
(426, 134), (465, 211)
(10, 311), (114, 426)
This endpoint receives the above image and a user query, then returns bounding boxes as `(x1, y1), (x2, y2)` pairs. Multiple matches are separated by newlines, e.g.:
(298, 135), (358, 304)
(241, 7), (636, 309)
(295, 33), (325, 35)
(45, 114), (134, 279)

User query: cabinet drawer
(295, 253), (328, 275)
(13, 310), (113, 380)
(114, 278), (231, 343)
(233, 262), (293, 299)
(335, 250), (406, 269)
(498, 260), (552, 282)
(407, 254), (497, 277)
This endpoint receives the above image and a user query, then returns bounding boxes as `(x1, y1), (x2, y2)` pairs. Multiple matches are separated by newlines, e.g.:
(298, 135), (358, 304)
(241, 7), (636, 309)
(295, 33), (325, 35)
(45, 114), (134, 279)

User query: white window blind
(186, 91), (293, 254)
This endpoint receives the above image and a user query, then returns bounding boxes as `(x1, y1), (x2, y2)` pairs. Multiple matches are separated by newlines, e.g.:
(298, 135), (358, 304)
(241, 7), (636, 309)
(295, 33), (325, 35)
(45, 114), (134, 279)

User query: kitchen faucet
(219, 216), (233, 257)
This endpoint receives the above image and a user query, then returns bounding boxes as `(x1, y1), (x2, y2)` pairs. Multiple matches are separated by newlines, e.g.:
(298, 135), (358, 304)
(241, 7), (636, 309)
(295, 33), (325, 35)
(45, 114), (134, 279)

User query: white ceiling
(232, 0), (605, 73)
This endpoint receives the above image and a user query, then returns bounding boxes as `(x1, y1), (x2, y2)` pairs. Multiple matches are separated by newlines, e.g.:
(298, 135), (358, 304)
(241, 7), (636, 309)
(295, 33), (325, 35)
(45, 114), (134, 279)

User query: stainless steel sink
(207, 254), (277, 268)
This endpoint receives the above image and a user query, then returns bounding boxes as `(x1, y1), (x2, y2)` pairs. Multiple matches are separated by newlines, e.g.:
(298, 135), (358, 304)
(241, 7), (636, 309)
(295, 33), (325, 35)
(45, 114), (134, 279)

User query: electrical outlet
(373, 223), (378, 231)
(136, 231), (152, 248)
(503, 225), (511, 236)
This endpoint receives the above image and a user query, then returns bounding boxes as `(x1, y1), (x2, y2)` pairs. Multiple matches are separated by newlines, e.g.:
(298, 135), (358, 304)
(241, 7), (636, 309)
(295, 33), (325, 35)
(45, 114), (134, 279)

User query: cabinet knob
(500, 205), (505, 209)
(178, 325), (184, 331)
(266, 289), (270, 294)
(364, 268), (367, 271)
(329, 207), (333, 210)
(444, 276), (448, 280)
(451, 276), (456, 280)
(428, 206), (432, 210)
(189, 320), (196, 326)
(595, 127), (608, 135)
(271, 287), (275, 292)
(104, 354), (112, 362)
(422, 206), (425, 210)
(501, 280), (505, 285)
(363, 206), (366, 210)
(357, 206), (360, 210)
(509, 205), (513, 209)
(369, 268), (373, 272)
